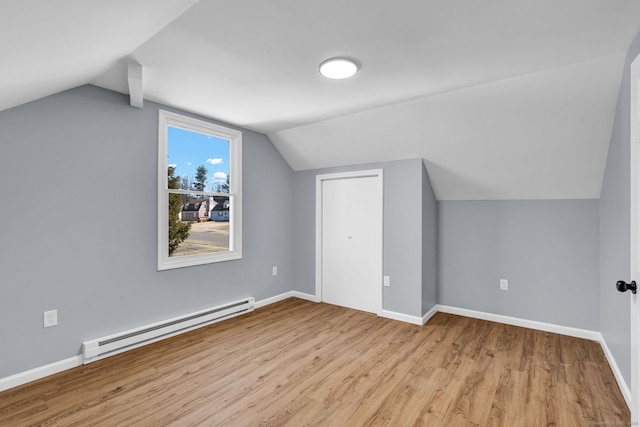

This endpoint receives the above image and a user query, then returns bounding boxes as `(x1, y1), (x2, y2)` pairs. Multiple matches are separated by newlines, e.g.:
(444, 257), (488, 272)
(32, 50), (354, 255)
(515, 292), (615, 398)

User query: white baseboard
(291, 291), (320, 303)
(435, 304), (630, 410)
(1, 296), (630, 412)
(380, 309), (424, 325)
(0, 355), (82, 393)
(422, 305), (438, 325)
(2, 292), (319, 393)
(254, 290), (319, 309)
(254, 291), (295, 308)
(435, 304), (601, 341)
(597, 332), (631, 408)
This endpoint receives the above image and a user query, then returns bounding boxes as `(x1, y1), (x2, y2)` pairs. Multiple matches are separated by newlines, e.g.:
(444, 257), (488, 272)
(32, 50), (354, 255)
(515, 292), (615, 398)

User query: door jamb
(630, 52), (640, 421)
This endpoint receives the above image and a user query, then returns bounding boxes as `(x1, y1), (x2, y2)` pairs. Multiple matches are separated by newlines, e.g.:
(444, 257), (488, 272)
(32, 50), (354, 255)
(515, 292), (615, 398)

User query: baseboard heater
(82, 297), (255, 364)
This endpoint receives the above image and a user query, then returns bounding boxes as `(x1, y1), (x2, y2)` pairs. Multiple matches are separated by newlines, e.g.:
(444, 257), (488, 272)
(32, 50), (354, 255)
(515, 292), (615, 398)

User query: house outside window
(157, 110), (242, 270)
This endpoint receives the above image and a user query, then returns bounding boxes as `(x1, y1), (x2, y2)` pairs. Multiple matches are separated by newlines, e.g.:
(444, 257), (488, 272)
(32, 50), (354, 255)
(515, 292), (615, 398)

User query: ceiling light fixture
(319, 57), (359, 79)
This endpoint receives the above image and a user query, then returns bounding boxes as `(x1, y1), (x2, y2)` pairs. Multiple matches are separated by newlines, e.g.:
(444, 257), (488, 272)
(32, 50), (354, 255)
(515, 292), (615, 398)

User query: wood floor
(0, 298), (629, 426)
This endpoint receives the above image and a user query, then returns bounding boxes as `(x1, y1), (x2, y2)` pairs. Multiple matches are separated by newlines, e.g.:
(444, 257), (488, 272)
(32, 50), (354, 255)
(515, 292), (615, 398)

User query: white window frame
(157, 110), (242, 270)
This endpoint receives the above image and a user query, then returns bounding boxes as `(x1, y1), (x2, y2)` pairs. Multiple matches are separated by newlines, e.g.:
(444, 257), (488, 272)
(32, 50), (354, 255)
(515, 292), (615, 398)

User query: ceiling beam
(128, 62), (143, 109)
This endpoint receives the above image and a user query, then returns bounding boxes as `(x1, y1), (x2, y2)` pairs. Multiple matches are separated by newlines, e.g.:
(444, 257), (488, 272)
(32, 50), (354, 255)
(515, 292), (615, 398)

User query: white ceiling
(0, 0), (197, 112)
(3, 1), (640, 200)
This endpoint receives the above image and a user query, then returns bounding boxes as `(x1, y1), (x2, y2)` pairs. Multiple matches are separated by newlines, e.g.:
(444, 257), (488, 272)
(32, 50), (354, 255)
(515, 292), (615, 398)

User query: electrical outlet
(272, 266), (278, 276)
(44, 310), (58, 328)
(383, 276), (391, 287)
(500, 279), (508, 291)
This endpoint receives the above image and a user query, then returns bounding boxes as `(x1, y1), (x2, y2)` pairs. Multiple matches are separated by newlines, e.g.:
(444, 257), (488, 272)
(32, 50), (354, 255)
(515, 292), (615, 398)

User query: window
(158, 110), (242, 270)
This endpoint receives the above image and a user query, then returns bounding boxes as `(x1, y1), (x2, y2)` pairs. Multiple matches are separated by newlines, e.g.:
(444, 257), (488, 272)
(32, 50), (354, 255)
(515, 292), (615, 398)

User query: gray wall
(599, 30), (640, 387)
(293, 159), (428, 318)
(4, 37), (639, 385)
(439, 199), (599, 330)
(421, 162), (438, 315)
(0, 85), (295, 378)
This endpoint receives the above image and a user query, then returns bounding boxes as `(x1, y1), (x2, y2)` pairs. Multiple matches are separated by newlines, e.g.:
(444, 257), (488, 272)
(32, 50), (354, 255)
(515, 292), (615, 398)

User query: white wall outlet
(272, 266), (278, 276)
(383, 276), (391, 287)
(500, 279), (508, 291)
(44, 310), (58, 328)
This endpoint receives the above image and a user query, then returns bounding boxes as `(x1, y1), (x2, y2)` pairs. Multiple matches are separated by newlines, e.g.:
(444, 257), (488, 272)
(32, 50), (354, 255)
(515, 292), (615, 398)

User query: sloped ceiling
(4, 1), (640, 200)
(0, 0), (198, 112)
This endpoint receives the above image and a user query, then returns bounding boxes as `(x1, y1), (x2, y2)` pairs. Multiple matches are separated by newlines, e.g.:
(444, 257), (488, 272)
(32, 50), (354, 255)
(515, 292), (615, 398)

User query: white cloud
(211, 171), (227, 184)
(168, 163), (177, 168)
(207, 158), (224, 165)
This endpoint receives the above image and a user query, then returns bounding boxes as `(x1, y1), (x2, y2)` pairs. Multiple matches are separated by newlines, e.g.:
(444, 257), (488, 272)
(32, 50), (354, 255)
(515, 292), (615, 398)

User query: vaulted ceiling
(3, 0), (640, 199)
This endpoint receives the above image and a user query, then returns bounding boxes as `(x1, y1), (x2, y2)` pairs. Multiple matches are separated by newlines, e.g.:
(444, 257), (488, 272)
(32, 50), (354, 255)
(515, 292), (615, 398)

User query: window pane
(168, 194), (230, 257)
(167, 126), (230, 193)
(158, 110), (242, 270)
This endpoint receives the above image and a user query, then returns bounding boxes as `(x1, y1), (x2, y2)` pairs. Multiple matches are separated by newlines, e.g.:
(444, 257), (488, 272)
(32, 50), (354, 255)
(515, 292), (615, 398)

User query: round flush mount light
(319, 57), (359, 79)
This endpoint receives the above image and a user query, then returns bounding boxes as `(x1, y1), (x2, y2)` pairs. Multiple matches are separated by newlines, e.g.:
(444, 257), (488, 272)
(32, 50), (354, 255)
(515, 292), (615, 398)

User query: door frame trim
(630, 52), (640, 420)
(315, 169), (384, 314)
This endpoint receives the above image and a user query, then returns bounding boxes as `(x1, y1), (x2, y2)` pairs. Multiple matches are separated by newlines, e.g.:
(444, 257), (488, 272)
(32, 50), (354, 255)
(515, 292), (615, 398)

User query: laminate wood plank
(0, 298), (629, 426)
(258, 319), (406, 425)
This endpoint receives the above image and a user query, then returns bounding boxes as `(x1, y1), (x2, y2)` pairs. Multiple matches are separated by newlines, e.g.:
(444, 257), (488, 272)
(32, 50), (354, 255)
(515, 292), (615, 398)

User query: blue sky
(167, 126), (229, 192)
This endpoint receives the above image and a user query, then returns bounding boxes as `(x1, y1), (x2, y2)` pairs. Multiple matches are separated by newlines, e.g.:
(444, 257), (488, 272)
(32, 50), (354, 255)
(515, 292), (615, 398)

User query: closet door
(319, 171), (382, 314)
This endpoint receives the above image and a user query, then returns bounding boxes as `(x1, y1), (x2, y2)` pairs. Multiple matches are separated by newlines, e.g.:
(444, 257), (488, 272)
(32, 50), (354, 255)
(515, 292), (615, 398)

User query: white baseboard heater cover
(82, 297), (255, 364)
